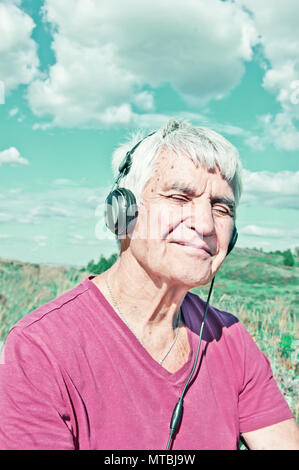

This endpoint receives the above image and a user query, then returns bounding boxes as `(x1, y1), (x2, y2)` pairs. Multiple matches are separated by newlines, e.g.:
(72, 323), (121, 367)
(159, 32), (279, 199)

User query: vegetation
(83, 253), (118, 274)
(0, 248), (298, 429)
(282, 249), (295, 267)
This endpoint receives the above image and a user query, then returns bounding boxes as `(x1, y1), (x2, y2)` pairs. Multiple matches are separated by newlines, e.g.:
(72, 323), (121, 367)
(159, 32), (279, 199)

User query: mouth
(169, 241), (212, 255)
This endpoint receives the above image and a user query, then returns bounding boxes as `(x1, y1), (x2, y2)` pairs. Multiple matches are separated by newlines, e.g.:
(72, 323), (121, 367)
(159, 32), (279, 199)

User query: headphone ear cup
(105, 188), (138, 236)
(227, 225), (238, 256)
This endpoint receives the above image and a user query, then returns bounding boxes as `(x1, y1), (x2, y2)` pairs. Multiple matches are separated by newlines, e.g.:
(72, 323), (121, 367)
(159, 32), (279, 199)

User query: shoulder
(184, 290), (241, 342)
(2, 277), (95, 370)
(8, 277), (91, 338)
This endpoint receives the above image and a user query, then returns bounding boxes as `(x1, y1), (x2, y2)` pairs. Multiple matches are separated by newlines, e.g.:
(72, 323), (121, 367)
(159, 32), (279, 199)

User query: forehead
(147, 148), (234, 198)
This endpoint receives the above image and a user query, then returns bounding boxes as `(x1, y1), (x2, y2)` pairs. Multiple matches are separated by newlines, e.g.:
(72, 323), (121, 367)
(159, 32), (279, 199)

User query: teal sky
(0, 0), (298, 266)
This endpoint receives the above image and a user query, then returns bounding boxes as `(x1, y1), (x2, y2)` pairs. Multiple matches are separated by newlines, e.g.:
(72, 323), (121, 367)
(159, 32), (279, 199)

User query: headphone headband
(105, 133), (238, 255)
(117, 132), (156, 177)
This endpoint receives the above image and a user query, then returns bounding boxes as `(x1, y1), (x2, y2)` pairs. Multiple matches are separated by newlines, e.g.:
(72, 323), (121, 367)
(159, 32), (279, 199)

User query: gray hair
(111, 118), (242, 250)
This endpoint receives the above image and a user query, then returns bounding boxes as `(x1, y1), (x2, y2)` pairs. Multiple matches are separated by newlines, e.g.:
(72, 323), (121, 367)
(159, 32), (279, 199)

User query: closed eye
(168, 195), (189, 202)
(212, 205), (232, 216)
(166, 195), (234, 216)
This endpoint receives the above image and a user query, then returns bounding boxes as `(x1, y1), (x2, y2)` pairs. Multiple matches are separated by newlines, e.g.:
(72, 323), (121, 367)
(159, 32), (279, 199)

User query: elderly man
(0, 119), (298, 450)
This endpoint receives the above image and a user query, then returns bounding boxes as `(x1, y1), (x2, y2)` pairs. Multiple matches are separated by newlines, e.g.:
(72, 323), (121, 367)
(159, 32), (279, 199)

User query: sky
(0, 0), (298, 267)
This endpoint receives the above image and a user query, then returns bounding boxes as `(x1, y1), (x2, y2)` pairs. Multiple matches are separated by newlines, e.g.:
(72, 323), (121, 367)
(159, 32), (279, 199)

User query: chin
(166, 267), (213, 289)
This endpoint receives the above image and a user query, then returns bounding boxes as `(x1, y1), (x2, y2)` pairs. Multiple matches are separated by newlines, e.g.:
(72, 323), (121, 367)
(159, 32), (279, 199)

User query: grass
(191, 248), (299, 422)
(0, 248), (298, 426)
(0, 259), (86, 340)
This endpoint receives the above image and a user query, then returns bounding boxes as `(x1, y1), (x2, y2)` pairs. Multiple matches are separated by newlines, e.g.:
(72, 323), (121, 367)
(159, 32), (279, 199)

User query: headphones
(105, 134), (238, 255)
(104, 133), (238, 449)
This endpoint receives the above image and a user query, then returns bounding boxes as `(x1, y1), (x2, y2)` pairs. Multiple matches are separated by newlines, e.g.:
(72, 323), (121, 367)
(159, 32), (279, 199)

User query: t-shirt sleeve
(0, 327), (75, 450)
(237, 323), (294, 434)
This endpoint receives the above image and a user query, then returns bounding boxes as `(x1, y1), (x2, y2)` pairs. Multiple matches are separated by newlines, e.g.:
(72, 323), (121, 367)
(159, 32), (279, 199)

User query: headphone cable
(165, 276), (215, 450)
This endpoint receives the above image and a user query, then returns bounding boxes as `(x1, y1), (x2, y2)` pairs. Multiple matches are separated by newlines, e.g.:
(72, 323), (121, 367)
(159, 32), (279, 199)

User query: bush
(86, 253), (118, 274)
(283, 249), (295, 267)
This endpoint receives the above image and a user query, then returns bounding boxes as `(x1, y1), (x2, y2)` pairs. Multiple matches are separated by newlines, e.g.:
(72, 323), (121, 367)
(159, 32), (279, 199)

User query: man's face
(128, 148), (236, 288)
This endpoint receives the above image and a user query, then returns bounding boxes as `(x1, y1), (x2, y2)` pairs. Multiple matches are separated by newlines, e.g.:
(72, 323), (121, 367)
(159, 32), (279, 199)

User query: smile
(170, 241), (211, 255)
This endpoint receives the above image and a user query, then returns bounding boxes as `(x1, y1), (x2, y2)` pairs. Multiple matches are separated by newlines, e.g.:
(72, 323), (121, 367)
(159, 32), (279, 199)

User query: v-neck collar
(83, 275), (197, 386)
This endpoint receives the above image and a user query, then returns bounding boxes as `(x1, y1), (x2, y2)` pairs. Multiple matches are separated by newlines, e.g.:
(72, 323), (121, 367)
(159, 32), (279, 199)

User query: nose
(185, 199), (216, 239)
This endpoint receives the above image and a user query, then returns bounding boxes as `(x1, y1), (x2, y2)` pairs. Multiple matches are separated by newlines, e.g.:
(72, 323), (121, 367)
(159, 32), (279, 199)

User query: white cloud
(0, 1), (39, 94)
(27, 0), (258, 128)
(0, 80), (4, 104)
(0, 147), (29, 166)
(240, 225), (285, 238)
(32, 234), (48, 248)
(0, 183), (117, 263)
(72, 234), (85, 240)
(9, 188), (23, 194)
(0, 212), (13, 223)
(264, 113), (299, 151)
(9, 107), (19, 117)
(33, 235), (48, 241)
(238, 223), (299, 252)
(240, 225), (299, 240)
(241, 168), (299, 209)
(31, 234), (48, 251)
(240, 0), (299, 150)
(239, 0), (299, 110)
(0, 183), (109, 228)
(18, 203), (74, 223)
(133, 91), (155, 112)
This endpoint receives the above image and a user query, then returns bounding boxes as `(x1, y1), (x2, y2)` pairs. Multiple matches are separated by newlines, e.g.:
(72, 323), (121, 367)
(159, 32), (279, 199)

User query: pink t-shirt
(0, 275), (293, 450)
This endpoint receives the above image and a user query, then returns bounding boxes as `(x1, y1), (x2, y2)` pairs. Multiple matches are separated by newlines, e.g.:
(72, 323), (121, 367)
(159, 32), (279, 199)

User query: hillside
(191, 247), (298, 308)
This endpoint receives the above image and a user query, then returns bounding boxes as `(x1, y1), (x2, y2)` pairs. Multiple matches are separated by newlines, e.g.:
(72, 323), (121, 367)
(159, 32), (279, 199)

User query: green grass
(0, 248), (298, 425)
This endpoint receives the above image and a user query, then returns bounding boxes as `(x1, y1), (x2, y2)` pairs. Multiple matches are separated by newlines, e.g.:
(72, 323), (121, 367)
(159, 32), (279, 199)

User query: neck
(104, 248), (187, 333)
